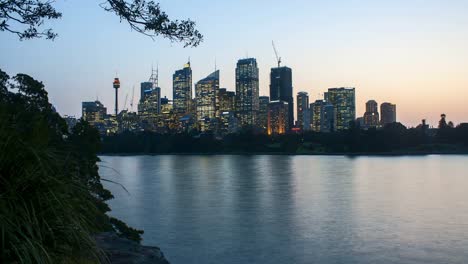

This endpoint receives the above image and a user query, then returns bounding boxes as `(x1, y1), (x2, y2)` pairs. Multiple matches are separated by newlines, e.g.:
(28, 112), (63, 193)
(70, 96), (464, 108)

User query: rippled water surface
(100, 155), (468, 264)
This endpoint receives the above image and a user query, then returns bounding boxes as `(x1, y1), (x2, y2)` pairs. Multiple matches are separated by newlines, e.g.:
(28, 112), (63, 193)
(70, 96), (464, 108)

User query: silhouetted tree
(438, 114), (448, 129)
(0, 0), (203, 46)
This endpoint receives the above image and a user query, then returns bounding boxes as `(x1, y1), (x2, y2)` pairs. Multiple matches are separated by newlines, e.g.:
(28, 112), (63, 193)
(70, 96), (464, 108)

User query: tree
(0, 0), (203, 46)
(438, 114), (448, 129)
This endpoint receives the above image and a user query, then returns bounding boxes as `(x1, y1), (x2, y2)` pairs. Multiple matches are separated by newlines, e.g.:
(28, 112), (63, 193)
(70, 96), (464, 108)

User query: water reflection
(100, 155), (468, 264)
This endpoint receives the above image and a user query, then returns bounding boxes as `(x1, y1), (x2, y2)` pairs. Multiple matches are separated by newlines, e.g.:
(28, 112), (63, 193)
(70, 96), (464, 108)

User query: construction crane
(272, 40), (281, 68)
(123, 93), (129, 111)
(130, 85), (135, 112)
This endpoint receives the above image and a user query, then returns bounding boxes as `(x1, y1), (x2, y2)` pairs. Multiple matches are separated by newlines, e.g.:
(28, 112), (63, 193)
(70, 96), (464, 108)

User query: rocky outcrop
(95, 232), (170, 264)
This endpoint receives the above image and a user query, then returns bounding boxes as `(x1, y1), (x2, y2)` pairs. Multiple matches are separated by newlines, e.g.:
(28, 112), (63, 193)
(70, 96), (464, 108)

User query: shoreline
(98, 151), (468, 157)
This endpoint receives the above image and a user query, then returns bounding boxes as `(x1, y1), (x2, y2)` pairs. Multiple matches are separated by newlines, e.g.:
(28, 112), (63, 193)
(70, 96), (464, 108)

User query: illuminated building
(310, 100), (324, 132)
(310, 100), (335, 132)
(380, 102), (396, 125)
(140, 82), (153, 103)
(219, 111), (239, 135)
(324, 87), (355, 130)
(363, 100), (380, 128)
(321, 103), (335, 132)
(296, 91), (309, 130)
(195, 70), (219, 131)
(82, 100), (115, 134)
(82, 100), (107, 124)
(235, 58), (259, 127)
(173, 61), (192, 115)
(218, 88), (236, 114)
(270, 66), (293, 130)
(258, 96), (270, 132)
(267, 101), (289, 135)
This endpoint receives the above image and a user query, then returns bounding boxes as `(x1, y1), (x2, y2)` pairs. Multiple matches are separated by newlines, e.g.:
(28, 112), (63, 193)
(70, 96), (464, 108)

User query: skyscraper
(324, 87), (356, 130)
(173, 62), (192, 115)
(258, 96), (270, 132)
(235, 58), (259, 127)
(380, 102), (397, 125)
(268, 101), (289, 135)
(310, 100), (325, 132)
(296, 91), (309, 130)
(195, 70), (219, 131)
(363, 100), (380, 128)
(270, 66), (293, 130)
(310, 100), (335, 132)
(139, 68), (161, 115)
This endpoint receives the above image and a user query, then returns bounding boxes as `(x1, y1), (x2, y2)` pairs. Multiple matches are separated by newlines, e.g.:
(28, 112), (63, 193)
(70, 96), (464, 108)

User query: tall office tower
(195, 70), (219, 131)
(267, 101), (289, 135)
(140, 82), (153, 102)
(321, 103), (335, 132)
(113, 78), (120, 116)
(324, 87), (356, 130)
(270, 66), (293, 130)
(173, 61), (192, 115)
(310, 100), (325, 132)
(296, 91), (309, 130)
(235, 58), (259, 127)
(139, 67), (161, 115)
(380, 102), (397, 125)
(138, 87), (161, 116)
(218, 88), (236, 113)
(258, 96), (270, 132)
(363, 100), (380, 128)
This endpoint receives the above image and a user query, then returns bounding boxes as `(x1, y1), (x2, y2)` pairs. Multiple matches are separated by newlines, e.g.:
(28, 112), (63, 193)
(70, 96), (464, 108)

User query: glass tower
(195, 70), (219, 131)
(235, 58), (259, 127)
(324, 87), (356, 130)
(270, 67), (294, 130)
(173, 62), (192, 115)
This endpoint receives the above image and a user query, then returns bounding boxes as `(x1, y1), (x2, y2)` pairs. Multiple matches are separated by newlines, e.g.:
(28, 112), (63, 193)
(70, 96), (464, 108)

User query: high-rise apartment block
(380, 102), (396, 125)
(363, 100), (380, 128)
(268, 101), (289, 135)
(297, 91), (309, 130)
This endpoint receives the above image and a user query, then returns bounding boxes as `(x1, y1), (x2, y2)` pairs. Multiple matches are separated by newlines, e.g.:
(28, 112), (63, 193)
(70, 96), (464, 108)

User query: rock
(95, 232), (170, 264)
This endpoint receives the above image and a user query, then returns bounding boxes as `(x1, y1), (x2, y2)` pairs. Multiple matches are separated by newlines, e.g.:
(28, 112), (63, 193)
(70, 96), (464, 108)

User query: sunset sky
(1, 0), (467, 126)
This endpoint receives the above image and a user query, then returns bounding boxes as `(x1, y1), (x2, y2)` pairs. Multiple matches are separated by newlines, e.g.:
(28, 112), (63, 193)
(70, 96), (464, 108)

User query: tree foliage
(0, 0), (203, 46)
(0, 69), (142, 263)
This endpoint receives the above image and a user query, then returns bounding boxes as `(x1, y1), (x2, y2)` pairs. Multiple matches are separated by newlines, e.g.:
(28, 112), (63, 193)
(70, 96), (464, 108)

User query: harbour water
(100, 155), (468, 264)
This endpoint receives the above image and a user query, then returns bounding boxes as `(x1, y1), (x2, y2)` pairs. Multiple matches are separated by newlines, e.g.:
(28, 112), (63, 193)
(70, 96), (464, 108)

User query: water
(99, 155), (468, 264)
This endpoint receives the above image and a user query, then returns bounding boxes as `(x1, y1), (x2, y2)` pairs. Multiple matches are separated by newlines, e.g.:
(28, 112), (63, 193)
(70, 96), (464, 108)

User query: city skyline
(1, 0), (468, 127)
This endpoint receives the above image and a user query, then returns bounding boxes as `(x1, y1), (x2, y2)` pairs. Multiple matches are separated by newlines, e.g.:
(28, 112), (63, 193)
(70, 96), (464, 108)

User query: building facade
(324, 87), (355, 130)
(270, 66), (294, 130)
(173, 62), (192, 115)
(235, 58), (259, 127)
(195, 70), (219, 131)
(296, 91), (309, 130)
(258, 96), (270, 132)
(380, 102), (396, 125)
(363, 100), (380, 128)
(218, 88), (236, 114)
(267, 101), (289, 135)
(310, 100), (325, 132)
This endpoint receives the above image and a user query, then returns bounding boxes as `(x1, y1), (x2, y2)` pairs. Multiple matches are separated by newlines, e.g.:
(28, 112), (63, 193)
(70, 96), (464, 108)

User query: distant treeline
(101, 123), (468, 154)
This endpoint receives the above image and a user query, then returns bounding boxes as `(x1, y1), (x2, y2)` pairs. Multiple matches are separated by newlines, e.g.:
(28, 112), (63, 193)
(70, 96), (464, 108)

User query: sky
(1, 0), (468, 127)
